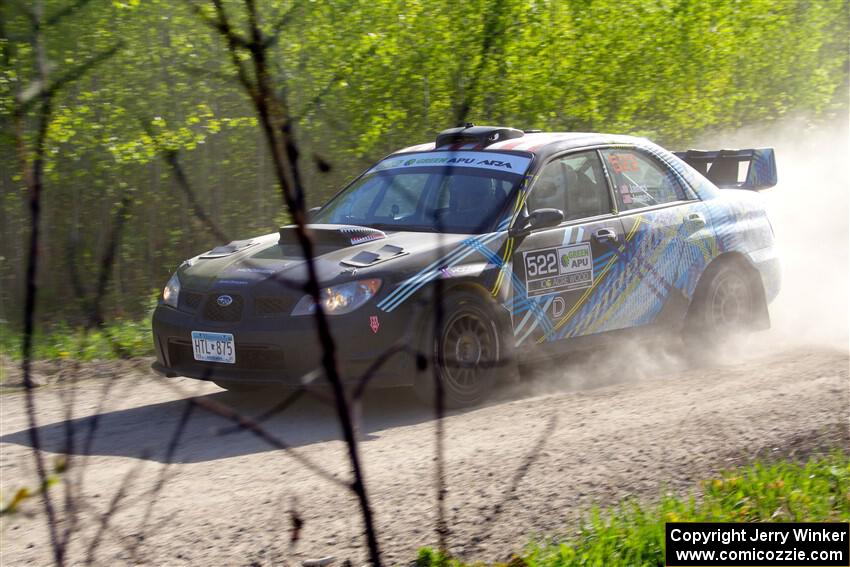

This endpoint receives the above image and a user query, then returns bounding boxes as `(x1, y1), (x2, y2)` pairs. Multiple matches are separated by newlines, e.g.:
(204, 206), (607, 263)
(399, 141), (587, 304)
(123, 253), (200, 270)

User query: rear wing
(673, 148), (777, 190)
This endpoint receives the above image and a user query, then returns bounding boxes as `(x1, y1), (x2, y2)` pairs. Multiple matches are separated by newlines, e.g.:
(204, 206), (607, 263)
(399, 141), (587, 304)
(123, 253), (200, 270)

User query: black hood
(178, 225), (478, 293)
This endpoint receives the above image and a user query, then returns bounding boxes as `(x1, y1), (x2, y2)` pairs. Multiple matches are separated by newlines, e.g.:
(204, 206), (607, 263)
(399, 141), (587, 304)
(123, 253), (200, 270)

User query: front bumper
(151, 300), (417, 389)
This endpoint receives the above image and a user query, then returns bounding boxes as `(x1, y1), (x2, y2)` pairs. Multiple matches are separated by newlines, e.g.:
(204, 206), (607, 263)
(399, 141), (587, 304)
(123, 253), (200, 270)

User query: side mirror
(510, 208), (564, 237)
(307, 206), (321, 220)
(530, 208), (565, 230)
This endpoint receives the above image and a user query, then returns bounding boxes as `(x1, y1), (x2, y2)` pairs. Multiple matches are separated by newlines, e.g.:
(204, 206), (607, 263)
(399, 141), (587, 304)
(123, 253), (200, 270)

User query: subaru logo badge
(216, 294), (233, 307)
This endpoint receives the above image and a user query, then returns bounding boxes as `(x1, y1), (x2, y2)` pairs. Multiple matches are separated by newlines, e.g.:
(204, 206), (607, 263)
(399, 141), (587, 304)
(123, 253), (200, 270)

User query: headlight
(162, 273), (181, 308)
(291, 279), (382, 316)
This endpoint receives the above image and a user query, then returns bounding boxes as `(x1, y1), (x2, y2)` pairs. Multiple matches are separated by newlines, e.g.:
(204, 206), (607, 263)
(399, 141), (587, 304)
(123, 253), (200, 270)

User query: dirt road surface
(1, 344), (847, 566)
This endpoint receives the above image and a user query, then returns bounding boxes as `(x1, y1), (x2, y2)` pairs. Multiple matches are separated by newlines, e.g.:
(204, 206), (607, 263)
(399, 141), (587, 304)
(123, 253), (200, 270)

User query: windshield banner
(369, 151), (532, 175)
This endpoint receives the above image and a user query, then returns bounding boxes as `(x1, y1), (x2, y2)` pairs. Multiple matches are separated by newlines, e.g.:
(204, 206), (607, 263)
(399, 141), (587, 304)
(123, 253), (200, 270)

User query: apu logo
(561, 248), (589, 268)
(369, 315), (380, 333)
(216, 295), (234, 307)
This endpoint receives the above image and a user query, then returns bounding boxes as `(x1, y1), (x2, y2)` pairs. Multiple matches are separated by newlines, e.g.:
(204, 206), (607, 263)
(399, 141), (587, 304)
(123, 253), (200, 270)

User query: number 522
(525, 251), (558, 278)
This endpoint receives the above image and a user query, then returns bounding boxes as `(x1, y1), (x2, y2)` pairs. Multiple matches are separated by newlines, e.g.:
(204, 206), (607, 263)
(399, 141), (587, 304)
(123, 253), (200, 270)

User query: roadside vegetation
(2, 0), (847, 334)
(2, 1), (847, 565)
(0, 317), (153, 362)
(416, 451), (850, 566)
(1, 296), (155, 362)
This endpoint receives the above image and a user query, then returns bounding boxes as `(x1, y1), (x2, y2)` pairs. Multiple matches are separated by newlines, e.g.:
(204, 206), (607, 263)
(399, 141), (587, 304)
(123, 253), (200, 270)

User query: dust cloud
(507, 116), (849, 398)
(700, 116), (849, 351)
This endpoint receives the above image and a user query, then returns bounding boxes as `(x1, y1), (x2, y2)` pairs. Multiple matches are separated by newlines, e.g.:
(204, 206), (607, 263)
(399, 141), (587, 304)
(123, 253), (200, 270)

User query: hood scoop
(201, 239), (257, 258)
(341, 244), (406, 268)
(278, 224), (387, 248)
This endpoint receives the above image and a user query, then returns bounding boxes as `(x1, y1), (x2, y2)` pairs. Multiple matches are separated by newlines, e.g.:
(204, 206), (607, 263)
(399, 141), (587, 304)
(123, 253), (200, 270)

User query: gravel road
(1, 341), (847, 566)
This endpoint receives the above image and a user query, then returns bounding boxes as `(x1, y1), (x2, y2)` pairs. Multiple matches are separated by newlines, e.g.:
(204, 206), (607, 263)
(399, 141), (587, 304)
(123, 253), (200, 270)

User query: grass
(1, 314), (155, 362)
(415, 451), (850, 567)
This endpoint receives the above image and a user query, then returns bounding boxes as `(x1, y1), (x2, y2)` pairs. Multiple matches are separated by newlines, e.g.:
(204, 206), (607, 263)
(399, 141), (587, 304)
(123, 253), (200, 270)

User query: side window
(527, 151), (612, 221)
(600, 148), (686, 211)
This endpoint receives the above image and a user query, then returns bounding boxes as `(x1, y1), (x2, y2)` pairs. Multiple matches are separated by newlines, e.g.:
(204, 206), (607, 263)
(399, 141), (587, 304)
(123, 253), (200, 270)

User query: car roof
(392, 131), (650, 157)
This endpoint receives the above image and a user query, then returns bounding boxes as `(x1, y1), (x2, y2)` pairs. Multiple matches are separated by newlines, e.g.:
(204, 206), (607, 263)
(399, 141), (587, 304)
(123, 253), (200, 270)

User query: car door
(511, 150), (626, 347)
(596, 146), (699, 331)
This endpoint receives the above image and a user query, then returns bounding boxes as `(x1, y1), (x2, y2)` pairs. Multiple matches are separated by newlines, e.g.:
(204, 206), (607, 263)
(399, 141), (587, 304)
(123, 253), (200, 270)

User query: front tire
(414, 292), (510, 408)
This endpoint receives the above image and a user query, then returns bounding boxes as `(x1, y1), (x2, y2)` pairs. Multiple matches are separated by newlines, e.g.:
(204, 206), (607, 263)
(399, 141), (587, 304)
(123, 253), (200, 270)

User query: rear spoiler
(673, 148), (777, 190)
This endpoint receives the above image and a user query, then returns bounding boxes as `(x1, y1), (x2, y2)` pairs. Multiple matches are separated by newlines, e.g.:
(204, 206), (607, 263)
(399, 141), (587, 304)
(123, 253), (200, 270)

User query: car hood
(178, 224), (488, 293)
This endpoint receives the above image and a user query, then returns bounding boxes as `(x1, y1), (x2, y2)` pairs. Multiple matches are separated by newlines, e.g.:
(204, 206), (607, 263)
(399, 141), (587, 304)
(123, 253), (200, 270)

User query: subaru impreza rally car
(152, 125), (780, 406)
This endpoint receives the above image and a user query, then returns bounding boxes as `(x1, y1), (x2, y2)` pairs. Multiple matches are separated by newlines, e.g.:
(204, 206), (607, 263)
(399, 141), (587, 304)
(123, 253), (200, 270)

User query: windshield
(313, 151), (532, 234)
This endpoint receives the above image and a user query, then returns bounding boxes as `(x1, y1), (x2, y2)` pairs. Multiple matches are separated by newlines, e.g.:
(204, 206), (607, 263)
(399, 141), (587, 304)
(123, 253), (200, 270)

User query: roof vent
(435, 124), (524, 148)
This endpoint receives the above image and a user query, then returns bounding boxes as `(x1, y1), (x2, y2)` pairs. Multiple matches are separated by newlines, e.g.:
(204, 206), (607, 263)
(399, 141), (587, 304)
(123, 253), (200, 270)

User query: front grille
(181, 291), (204, 311)
(254, 296), (292, 316)
(202, 294), (244, 322)
(168, 341), (284, 370)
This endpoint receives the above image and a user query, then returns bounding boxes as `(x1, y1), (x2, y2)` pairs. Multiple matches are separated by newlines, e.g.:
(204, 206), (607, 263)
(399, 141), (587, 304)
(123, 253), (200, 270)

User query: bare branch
(470, 412), (559, 548)
(262, 0), (307, 48)
(16, 8), (63, 561)
(84, 462), (144, 565)
(12, 7), (124, 563)
(352, 344), (417, 400)
(45, 0), (94, 27)
(87, 194), (133, 330)
(178, 388), (349, 488)
(127, 401), (197, 562)
(291, 44), (378, 124)
(189, 0), (258, 100)
(217, 387), (306, 435)
(140, 119), (231, 244)
(196, 1), (384, 561)
(184, 0), (252, 50)
(433, 278), (448, 555)
(452, 0), (508, 125)
(15, 41), (123, 114)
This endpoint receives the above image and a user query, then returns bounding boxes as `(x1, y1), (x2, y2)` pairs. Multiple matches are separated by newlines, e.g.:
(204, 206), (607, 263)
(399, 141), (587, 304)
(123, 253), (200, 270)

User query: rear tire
(414, 291), (511, 408)
(685, 261), (756, 348)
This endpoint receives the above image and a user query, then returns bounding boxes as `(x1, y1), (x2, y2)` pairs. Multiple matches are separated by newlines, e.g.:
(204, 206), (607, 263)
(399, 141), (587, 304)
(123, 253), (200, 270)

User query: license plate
(191, 331), (235, 364)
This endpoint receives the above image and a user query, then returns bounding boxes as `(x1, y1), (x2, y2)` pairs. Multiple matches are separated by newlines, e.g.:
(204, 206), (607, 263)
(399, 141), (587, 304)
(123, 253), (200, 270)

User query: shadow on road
(0, 385), (449, 463)
(1, 342), (691, 464)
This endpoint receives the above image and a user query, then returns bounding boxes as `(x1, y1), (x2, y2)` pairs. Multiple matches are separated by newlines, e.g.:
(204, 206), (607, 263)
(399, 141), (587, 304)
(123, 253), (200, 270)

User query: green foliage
(0, 294), (157, 361)
(0, 0), (847, 328)
(416, 548), (468, 567)
(416, 452), (850, 566)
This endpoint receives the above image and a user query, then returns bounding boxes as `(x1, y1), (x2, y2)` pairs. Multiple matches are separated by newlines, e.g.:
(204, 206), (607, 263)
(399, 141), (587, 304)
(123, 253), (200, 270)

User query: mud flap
(750, 284), (771, 331)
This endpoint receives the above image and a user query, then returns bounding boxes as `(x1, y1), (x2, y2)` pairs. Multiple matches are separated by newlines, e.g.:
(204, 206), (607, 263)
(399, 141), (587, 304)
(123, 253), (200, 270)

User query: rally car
(151, 125), (780, 406)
